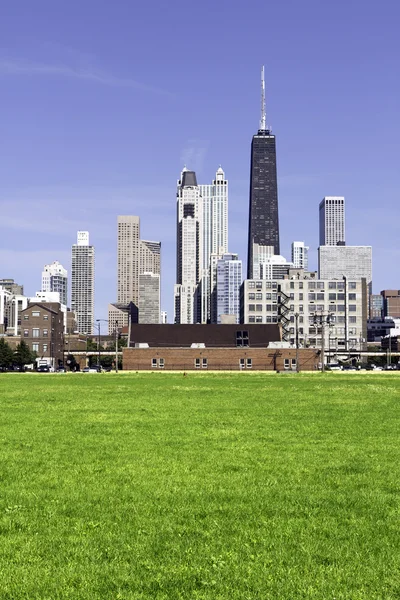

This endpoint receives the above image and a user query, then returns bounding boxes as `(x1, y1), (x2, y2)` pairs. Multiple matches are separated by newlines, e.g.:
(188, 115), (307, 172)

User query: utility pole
(97, 322), (101, 368)
(295, 312), (299, 372)
(321, 316), (325, 372)
(115, 320), (118, 373)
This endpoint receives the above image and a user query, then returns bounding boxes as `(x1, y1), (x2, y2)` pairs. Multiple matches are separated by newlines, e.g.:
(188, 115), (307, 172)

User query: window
(256, 304), (263, 312)
(248, 281), (255, 289)
(249, 316), (255, 323)
(255, 316), (263, 323)
(43, 315), (49, 320)
(291, 358), (297, 368)
(152, 358), (157, 368)
(290, 281), (294, 289)
(299, 293), (303, 301)
(284, 358), (290, 369)
(246, 358), (252, 369)
(43, 329), (48, 337)
(202, 358), (208, 369)
(23, 330), (29, 337)
(348, 293), (356, 300)
(349, 316), (357, 323)
(23, 315), (29, 320)
(329, 293), (336, 300)
(32, 343), (39, 352)
(43, 344), (48, 352)
(337, 305), (345, 312)
(266, 293), (271, 300)
(299, 282), (303, 289)
(195, 358), (200, 369)
(308, 294), (316, 301)
(249, 304), (255, 312)
(239, 358), (245, 369)
(159, 358), (164, 369)
(236, 331), (249, 347)
(256, 293), (263, 300)
(32, 328), (40, 338)
(308, 282), (316, 289)
(32, 311), (40, 317)
(290, 293), (294, 300)
(265, 282), (272, 289)
(316, 304), (324, 312)
(299, 305), (304, 313)
(316, 282), (324, 289)
(256, 281), (262, 289)
(299, 316), (304, 324)
(349, 282), (357, 289)
(317, 293), (324, 301)
(349, 305), (357, 312)
(337, 293), (345, 301)
(248, 293), (255, 300)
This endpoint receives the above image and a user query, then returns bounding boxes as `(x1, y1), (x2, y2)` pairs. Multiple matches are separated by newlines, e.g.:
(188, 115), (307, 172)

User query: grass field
(0, 372), (400, 599)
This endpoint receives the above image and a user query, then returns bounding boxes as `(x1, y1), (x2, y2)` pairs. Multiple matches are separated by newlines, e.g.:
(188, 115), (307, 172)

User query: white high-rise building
(318, 245), (372, 295)
(174, 169), (203, 324)
(319, 196), (345, 246)
(71, 231), (95, 334)
(252, 244), (293, 280)
(117, 216), (140, 305)
(291, 241), (309, 270)
(199, 167), (228, 323)
(41, 261), (68, 306)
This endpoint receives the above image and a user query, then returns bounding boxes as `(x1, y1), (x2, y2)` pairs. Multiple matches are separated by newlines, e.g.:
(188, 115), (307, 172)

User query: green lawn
(0, 372), (400, 599)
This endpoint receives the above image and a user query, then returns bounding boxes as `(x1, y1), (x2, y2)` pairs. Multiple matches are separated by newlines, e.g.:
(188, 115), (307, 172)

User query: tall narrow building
(71, 231), (95, 334)
(174, 169), (202, 324)
(41, 261), (68, 306)
(199, 167), (228, 323)
(247, 66), (280, 278)
(117, 216), (140, 305)
(319, 196), (345, 246)
(291, 241), (309, 270)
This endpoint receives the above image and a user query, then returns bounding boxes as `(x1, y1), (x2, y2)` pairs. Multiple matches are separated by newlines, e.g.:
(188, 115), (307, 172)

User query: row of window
(24, 312), (49, 320)
(32, 343), (48, 352)
(24, 329), (49, 338)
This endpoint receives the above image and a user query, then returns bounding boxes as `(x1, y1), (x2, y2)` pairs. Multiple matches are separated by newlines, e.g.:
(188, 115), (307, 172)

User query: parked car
(326, 363), (343, 371)
(82, 366), (101, 373)
(37, 365), (50, 373)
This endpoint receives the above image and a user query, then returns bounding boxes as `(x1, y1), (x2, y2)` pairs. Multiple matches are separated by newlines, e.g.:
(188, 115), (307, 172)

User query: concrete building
(241, 270), (368, 352)
(367, 317), (398, 343)
(41, 261), (68, 306)
(319, 196), (345, 246)
(174, 169), (202, 324)
(117, 216), (140, 305)
(214, 253), (242, 324)
(139, 273), (160, 324)
(108, 302), (137, 334)
(291, 241), (309, 270)
(71, 231), (95, 334)
(31, 291), (67, 333)
(199, 167), (228, 322)
(381, 290), (400, 319)
(0, 279), (24, 295)
(0, 286), (28, 336)
(21, 302), (64, 368)
(318, 245), (372, 295)
(140, 240), (161, 276)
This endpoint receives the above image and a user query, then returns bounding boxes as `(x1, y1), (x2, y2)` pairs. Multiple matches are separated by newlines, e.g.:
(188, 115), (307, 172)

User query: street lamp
(313, 312), (334, 372)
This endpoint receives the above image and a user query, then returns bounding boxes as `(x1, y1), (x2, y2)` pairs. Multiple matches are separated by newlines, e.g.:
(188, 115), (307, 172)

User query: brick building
(21, 302), (64, 368)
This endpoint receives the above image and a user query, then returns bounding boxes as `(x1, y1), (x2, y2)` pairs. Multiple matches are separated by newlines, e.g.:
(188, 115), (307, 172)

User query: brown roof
(130, 324), (281, 348)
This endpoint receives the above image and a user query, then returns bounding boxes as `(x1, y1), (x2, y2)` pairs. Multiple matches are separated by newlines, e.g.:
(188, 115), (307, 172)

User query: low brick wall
(122, 347), (319, 371)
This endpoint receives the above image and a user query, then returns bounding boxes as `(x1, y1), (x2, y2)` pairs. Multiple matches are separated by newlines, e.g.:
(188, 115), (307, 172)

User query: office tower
(139, 273), (160, 324)
(319, 196), (345, 246)
(381, 290), (400, 318)
(247, 66), (280, 278)
(318, 245), (372, 295)
(0, 279), (24, 295)
(369, 294), (384, 319)
(214, 253), (242, 324)
(252, 243), (293, 280)
(174, 169), (202, 324)
(71, 231), (95, 334)
(41, 261), (68, 306)
(117, 216), (140, 305)
(199, 167), (229, 322)
(291, 241), (309, 270)
(140, 240), (161, 276)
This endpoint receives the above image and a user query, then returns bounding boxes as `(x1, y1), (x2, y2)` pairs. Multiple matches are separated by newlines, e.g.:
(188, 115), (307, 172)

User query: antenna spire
(260, 65), (267, 131)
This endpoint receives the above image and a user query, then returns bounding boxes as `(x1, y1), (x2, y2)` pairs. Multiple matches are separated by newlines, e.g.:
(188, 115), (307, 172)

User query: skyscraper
(41, 261), (68, 306)
(247, 66), (280, 278)
(291, 241), (309, 270)
(319, 196), (345, 246)
(215, 253), (242, 324)
(139, 272), (160, 324)
(71, 231), (95, 334)
(199, 167), (228, 322)
(117, 216), (140, 305)
(174, 169), (202, 324)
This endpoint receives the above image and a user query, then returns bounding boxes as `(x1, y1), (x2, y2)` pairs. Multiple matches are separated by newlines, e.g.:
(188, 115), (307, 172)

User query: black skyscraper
(247, 67), (280, 278)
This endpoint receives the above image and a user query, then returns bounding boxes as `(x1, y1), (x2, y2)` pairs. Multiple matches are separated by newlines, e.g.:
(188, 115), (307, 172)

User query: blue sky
(1, 0), (399, 322)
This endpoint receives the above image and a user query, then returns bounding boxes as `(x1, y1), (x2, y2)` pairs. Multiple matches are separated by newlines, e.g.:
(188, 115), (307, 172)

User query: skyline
(1, 1), (399, 321)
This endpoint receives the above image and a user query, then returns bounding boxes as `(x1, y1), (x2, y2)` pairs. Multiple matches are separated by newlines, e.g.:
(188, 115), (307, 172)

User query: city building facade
(247, 67), (280, 278)
(214, 253), (242, 324)
(21, 302), (64, 368)
(291, 241), (309, 270)
(319, 196), (345, 246)
(0, 279), (24, 295)
(117, 216), (140, 305)
(241, 271), (368, 352)
(381, 290), (400, 319)
(318, 245), (372, 295)
(71, 231), (95, 334)
(174, 169), (202, 324)
(41, 261), (68, 306)
(369, 294), (384, 319)
(139, 272), (160, 324)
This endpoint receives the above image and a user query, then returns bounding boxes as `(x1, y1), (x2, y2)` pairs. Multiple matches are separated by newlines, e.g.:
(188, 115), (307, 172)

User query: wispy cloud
(0, 59), (174, 97)
(180, 139), (209, 173)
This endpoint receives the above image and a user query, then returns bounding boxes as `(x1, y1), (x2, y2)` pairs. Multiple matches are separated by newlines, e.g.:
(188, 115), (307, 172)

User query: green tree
(0, 338), (14, 369)
(87, 338), (102, 352)
(14, 340), (34, 368)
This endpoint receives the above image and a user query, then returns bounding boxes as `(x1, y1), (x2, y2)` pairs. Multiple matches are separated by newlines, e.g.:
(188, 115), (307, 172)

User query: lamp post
(95, 319), (108, 370)
(295, 312), (299, 372)
(313, 312), (334, 372)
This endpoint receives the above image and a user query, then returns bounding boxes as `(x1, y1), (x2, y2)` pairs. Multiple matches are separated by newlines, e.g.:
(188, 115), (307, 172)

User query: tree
(14, 340), (34, 368)
(0, 338), (14, 369)
(66, 354), (77, 371)
(87, 338), (102, 352)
